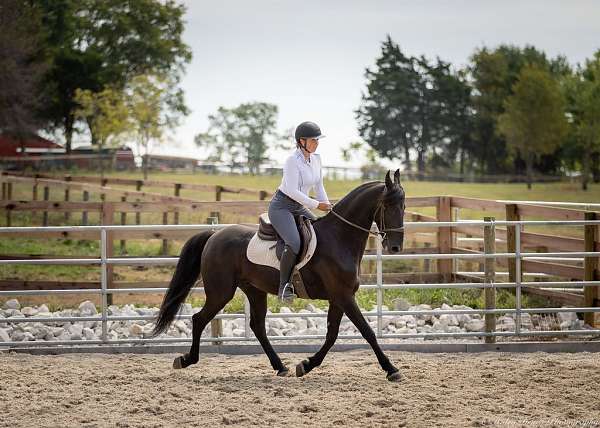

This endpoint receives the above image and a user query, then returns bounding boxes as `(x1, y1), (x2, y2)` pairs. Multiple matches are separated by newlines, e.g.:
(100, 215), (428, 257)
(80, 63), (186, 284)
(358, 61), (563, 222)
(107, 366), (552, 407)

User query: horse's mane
(312, 179), (405, 223)
(312, 181), (383, 223)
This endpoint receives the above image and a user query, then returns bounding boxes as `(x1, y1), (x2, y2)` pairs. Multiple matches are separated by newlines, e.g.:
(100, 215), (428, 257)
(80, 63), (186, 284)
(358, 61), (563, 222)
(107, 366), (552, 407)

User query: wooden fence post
(82, 190), (89, 226)
(120, 196), (127, 254)
(43, 186), (49, 226)
(506, 204), (521, 285)
(436, 196), (452, 281)
(102, 203), (115, 306)
(259, 190), (268, 201)
(484, 216), (496, 343)
(64, 176), (71, 222)
(173, 183), (181, 226)
(31, 180), (38, 221)
(161, 211), (169, 255)
(584, 212), (599, 327)
(5, 182), (12, 226)
(215, 185), (223, 201)
(207, 215), (223, 343)
(135, 180), (143, 226)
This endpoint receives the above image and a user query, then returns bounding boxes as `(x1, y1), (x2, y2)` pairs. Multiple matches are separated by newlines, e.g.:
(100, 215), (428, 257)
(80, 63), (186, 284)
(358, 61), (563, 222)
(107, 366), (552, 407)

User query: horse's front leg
(296, 303), (343, 377)
(339, 296), (403, 382)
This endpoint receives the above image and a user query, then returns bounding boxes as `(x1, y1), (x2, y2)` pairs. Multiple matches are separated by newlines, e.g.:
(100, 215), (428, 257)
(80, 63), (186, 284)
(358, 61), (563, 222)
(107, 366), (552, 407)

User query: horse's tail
(151, 230), (215, 337)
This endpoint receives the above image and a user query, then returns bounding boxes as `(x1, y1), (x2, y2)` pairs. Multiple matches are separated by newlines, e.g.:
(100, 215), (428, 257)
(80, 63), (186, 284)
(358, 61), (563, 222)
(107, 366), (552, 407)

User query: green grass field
(1, 170), (598, 310)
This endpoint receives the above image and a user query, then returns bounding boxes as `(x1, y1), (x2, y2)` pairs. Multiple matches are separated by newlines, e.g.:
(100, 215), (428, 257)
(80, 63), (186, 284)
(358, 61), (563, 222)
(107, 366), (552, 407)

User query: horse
(152, 169), (406, 382)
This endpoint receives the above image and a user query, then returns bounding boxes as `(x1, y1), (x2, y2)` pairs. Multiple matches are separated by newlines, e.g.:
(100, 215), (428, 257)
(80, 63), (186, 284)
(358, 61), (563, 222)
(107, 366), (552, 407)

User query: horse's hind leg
(174, 278), (236, 370)
(242, 286), (288, 375)
(296, 303), (343, 377)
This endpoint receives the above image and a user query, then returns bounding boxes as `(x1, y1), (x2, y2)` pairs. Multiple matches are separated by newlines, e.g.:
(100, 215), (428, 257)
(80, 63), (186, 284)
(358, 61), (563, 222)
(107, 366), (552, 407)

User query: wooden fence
(0, 172), (598, 313)
(1, 171), (272, 202)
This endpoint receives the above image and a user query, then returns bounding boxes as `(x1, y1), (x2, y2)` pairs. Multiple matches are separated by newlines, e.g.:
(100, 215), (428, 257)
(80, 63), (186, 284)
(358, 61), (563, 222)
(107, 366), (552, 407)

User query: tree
(340, 141), (385, 179)
(356, 36), (472, 177)
(356, 36), (419, 171)
(469, 44), (569, 176)
(0, 0), (47, 141)
(74, 87), (130, 180)
(36, 0), (191, 152)
(127, 74), (187, 179)
(434, 68), (474, 177)
(564, 51), (600, 190)
(497, 65), (568, 189)
(195, 102), (279, 175)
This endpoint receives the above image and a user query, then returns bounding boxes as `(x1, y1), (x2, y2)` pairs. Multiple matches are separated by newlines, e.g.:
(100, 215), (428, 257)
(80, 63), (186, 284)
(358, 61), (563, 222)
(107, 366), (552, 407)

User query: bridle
(329, 199), (405, 241)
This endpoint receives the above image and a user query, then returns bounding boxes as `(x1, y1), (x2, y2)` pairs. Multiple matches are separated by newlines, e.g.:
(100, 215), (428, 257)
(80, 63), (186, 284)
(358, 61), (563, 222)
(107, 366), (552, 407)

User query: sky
(157, 0), (600, 168)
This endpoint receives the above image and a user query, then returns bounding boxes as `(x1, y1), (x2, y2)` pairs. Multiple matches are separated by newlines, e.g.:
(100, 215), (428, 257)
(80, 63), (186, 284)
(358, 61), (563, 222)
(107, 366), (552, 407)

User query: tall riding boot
(278, 245), (298, 303)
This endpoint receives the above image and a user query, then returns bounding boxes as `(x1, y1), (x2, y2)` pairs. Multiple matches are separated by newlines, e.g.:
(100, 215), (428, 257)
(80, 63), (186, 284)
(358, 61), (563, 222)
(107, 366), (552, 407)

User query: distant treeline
(356, 36), (600, 189)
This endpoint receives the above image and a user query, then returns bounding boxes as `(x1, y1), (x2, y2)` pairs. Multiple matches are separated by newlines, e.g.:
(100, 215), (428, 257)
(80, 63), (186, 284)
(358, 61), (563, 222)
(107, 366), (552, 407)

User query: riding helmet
(294, 121), (325, 143)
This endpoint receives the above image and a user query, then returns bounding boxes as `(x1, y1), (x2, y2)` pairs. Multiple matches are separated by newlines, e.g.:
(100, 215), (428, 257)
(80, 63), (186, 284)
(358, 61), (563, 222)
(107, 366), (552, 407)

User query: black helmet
(294, 121), (325, 143)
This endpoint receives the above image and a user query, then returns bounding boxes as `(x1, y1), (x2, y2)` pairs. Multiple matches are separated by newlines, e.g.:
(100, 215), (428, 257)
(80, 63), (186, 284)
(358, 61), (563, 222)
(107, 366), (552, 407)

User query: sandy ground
(1, 350), (600, 428)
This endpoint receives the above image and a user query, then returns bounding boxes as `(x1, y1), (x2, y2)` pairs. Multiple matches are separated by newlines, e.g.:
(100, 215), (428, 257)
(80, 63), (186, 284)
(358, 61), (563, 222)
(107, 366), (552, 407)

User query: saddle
(246, 214), (317, 299)
(257, 213), (313, 262)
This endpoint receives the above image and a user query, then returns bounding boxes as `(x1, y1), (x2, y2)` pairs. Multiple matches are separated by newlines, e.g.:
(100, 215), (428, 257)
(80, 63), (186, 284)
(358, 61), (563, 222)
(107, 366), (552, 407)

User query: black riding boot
(278, 245), (298, 303)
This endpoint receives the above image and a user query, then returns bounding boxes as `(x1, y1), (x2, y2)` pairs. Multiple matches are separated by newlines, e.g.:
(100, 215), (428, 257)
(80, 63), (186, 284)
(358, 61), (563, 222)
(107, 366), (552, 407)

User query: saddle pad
(246, 222), (317, 271)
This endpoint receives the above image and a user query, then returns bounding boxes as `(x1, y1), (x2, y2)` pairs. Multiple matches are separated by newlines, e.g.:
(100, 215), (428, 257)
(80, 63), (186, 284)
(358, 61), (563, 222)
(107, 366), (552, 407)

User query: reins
(329, 198), (404, 241)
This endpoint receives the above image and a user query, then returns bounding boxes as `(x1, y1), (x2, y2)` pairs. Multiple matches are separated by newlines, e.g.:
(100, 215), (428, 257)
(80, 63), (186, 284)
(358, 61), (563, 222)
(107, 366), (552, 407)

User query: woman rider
(268, 121), (332, 302)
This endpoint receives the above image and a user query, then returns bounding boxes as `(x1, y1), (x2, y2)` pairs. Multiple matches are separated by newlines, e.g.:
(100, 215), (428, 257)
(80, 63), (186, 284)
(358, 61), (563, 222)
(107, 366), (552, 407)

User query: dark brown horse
(153, 170), (406, 381)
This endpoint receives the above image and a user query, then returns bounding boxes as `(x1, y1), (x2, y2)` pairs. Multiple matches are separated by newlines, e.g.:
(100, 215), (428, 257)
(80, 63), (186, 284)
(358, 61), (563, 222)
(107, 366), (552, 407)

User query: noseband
(329, 200), (404, 241)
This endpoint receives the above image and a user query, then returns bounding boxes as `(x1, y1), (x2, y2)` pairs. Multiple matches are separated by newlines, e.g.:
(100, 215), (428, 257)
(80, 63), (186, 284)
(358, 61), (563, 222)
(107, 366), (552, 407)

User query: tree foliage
(0, 0), (48, 138)
(564, 51), (600, 189)
(74, 87), (130, 179)
(356, 38), (590, 185)
(356, 36), (473, 176)
(195, 102), (280, 175)
(36, 0), (190, 151)
(497, 65), (568, 188)
(126, 74), (187, 179)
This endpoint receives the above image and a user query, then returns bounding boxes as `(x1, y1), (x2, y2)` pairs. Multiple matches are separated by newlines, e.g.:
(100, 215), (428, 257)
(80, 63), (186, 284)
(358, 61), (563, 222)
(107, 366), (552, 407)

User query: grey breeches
(268, 190), (316, 254)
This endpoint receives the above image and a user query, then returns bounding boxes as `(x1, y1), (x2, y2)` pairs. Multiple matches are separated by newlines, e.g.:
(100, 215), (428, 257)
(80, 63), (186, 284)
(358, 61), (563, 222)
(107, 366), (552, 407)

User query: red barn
(0, 134), (64, 157)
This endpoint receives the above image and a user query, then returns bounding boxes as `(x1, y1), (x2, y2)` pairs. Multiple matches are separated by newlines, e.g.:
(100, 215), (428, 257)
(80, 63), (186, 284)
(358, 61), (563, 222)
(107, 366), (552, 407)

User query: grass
(185, 287), (549, 315)
(1, 170), (598, 310)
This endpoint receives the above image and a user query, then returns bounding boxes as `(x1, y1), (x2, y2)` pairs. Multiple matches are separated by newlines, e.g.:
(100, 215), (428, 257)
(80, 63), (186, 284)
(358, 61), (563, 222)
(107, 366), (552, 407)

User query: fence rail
(0, 219), (599, 349)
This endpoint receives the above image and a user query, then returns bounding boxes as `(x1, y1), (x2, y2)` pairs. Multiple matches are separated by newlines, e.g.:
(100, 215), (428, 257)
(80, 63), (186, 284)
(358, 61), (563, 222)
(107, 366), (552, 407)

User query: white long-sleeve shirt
(278, 149), (329, 209)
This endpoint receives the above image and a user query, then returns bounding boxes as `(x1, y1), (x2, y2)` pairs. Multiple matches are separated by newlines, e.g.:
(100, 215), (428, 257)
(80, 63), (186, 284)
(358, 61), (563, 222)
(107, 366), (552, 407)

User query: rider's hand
(317, 201), (332, 212)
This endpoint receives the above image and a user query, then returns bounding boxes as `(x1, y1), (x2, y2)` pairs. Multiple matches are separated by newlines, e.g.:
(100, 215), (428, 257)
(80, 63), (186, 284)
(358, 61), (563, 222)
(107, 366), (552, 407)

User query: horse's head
(375, 169), (405, 253)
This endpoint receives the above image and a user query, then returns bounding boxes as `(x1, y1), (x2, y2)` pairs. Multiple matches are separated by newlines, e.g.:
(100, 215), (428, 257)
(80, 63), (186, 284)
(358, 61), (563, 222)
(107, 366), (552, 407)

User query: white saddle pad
(246, 222), (317, 271)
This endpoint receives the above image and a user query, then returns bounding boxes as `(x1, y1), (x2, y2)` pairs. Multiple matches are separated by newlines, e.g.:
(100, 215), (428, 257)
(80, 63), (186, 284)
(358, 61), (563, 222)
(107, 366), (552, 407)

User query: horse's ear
(385, 170), (393, 189)
(394, 169), (401, 185)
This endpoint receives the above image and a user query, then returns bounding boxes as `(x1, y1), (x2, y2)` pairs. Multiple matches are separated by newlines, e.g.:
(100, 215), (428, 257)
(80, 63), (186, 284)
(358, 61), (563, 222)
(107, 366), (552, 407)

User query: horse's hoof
(277, 367), (290, 377)
(296, 360), (309, 377)
(386, 371), (404, 382)
(173, 356), (184, 370)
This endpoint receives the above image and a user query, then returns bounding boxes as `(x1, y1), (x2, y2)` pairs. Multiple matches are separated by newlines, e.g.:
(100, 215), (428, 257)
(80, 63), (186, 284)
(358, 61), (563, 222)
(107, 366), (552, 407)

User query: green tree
(469, 44), (569, 176)
(564, 51), (600, 190)
(340, 141), (385, 179)
(127, 74), (187, 179)
(0, 0), (47, 141)
(74, 87), (130, 180)
(195, 102), (279, 175)
(497, 65), (568, 189)
(36, 0), (191, 152)
(356, 36), (419, 171)
(356, 36), (472, 177)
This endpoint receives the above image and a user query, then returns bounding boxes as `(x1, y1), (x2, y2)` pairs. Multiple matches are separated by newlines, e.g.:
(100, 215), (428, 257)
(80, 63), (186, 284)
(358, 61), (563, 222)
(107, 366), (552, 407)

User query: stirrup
(278, 282), (296, 303)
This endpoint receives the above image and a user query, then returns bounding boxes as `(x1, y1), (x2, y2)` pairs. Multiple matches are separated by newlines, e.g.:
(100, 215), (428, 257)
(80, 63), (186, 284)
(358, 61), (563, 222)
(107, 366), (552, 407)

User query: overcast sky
(161, 0), (600, 167)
